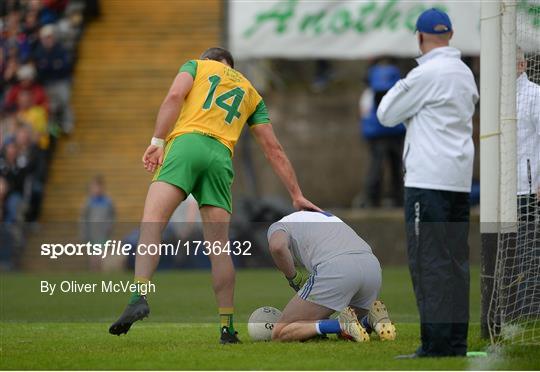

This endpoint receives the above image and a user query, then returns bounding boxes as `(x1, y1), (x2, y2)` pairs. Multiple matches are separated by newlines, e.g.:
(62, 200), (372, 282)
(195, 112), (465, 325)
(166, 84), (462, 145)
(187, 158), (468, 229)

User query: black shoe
(220, 326), (241, 344)
(109, 296), (150, 335)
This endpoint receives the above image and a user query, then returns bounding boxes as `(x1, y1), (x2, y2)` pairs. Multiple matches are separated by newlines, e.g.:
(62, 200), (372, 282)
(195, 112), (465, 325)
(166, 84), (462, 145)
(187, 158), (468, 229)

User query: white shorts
(298, 253), (381, 311)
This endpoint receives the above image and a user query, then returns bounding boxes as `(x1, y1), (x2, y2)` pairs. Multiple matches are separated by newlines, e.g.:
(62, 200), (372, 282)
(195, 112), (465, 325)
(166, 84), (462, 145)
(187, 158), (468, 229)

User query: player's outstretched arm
(142, 72), (194, 173)
(268, 230), (295, 277)
(251, 124), (321, 212)
(268, 230), (307, 291)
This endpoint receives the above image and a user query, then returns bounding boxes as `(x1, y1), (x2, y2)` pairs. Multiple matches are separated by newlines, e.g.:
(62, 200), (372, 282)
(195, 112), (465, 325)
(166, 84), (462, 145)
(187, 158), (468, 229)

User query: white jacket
(377, 47), (479, 193)
(517, 73), (540, 195)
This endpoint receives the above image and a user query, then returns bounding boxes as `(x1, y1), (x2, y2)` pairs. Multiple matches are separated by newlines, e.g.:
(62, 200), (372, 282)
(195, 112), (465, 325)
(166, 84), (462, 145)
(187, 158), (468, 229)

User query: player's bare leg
(272, 297), (368, 342)
(199, 205), (238, 343)
(109, 181), (185, 335)
(199, 206), (234, 307)
(272, 295), (334, 342)
(272, 296), (369, 342)
(135, 181), (186, 279)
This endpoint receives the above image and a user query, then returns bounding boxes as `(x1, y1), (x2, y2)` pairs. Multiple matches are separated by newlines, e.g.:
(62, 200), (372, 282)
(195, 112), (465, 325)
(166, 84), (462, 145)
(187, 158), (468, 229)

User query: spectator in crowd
(81, 175), (115, 271)
(0, 174), (17, 270)
(0, 121), (45, 228)
(56, 4), (84, 53)
(21, 8), (41, 52)
(0, 114), (18, 145)
(358, 58), (405, 208)
(311, 59), (333, 92)
(14, 124), (45, 221)
(0, 140), (26, 223)
(4, 63), (49, 111)
(1, 0), (20, 17)
(0, 177), (7, 215)
(2, 11), (31, 62)
(16, 88), (49, 151)
(29, 0), (68, 26)
(33, 24), (73, 133)
(2, 47), (21, 91)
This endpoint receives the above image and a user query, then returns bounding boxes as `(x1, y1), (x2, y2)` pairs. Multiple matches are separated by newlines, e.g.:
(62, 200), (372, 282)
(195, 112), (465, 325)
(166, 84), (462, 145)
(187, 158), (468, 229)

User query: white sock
(315, 321), (323, 335)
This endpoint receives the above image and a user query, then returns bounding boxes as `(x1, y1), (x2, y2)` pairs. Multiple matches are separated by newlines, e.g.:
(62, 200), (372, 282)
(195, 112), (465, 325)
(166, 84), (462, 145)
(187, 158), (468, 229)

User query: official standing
(514, 48), (540, 316)
(516, 48), (540, 222)
(377, 8), (479, 357)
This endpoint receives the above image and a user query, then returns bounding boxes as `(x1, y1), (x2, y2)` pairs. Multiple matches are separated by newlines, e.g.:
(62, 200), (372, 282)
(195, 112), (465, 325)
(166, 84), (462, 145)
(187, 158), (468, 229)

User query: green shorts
(153, 133), (234, 213)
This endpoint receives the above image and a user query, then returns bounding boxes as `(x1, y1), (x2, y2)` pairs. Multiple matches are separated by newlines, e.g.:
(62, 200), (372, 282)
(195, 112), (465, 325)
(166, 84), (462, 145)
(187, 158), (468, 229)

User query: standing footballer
(109, 47), (320, 343)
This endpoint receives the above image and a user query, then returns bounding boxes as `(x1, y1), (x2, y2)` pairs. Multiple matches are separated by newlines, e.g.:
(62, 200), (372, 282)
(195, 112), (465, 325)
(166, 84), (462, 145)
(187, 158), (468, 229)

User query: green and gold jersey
(167, 59), (270, 154)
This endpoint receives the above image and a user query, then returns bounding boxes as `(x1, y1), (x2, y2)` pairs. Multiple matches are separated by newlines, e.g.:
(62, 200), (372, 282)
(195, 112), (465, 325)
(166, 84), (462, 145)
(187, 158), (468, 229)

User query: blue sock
(360, 316), (372, 333)
(315, 319), (342, 335)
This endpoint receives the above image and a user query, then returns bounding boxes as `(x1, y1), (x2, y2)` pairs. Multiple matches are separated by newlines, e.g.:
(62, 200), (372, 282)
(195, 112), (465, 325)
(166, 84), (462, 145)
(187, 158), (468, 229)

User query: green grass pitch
(1, 267), (538, 370)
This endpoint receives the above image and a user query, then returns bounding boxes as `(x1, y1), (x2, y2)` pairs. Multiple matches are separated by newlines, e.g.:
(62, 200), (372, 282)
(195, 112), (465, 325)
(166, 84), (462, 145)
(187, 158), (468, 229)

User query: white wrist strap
(151, 137), (165, 148)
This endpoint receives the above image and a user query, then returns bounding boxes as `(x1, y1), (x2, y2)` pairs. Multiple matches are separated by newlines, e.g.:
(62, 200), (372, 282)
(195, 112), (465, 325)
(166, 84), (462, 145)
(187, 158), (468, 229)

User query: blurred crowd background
(1, 0), (100, 267)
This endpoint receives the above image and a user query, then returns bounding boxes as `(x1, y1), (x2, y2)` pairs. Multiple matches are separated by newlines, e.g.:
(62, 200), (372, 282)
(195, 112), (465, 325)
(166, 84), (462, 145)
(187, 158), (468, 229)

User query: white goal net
(487, 0), (540, 345)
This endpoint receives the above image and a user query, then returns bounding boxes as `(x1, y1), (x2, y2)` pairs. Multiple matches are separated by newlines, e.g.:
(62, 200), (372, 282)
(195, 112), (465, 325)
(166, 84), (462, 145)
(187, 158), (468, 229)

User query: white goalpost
(499, 0), (518, 231)
(482, 0), (540, 345)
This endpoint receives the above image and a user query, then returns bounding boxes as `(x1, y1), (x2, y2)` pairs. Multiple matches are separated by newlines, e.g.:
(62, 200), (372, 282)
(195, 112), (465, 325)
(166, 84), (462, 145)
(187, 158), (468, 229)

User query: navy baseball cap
(415, 8), (453, 34)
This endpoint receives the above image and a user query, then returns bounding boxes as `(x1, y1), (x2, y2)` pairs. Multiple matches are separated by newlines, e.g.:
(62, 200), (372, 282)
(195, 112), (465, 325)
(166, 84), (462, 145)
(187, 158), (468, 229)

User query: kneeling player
(267, 211), (396, 342)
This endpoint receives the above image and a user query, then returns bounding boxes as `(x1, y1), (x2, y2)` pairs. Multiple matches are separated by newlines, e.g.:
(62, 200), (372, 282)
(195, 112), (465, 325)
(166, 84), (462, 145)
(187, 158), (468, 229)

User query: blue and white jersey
(267, 211), (373, 273)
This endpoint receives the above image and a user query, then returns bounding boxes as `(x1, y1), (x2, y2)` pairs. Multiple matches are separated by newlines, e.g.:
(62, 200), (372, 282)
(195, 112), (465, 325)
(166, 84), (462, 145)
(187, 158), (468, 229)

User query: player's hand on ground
(286, 270), (307, 292)
(293, 196), (322, 212)
(142, 145), (164, 173)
